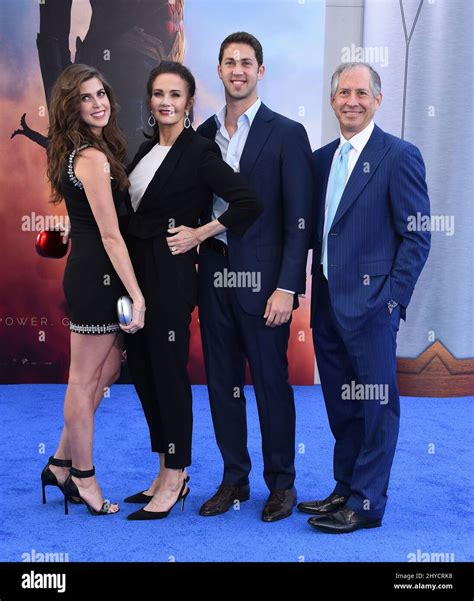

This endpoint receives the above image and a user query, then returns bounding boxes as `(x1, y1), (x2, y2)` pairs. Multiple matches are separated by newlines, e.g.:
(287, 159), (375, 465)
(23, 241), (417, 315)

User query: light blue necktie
(322, 142), (352, 278)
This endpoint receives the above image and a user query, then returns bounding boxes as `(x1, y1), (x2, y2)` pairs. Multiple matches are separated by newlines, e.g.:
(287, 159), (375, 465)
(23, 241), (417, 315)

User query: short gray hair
(330, 62), (382, 98)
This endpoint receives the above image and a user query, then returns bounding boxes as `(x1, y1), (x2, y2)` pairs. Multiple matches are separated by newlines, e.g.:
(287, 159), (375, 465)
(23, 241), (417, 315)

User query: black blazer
(123, 127), (262, 240)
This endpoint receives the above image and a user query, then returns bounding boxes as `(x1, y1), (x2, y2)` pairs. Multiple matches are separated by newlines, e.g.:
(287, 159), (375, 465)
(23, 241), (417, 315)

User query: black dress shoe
(261, 487), (297, 522)
(308, 506), (382, 533)
(199, 484), (250, 516)
(127, 480), (189, 521)
(297, 491), (348, 515)
(124, 491), (153, 504)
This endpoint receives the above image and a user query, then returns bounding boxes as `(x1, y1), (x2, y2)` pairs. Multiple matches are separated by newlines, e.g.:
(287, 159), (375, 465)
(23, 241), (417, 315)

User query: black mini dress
(62, 145), (125, 334)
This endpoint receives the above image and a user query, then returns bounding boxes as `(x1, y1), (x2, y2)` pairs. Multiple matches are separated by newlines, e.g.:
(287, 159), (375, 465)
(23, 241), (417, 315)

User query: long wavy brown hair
(47, 64), (128, 204)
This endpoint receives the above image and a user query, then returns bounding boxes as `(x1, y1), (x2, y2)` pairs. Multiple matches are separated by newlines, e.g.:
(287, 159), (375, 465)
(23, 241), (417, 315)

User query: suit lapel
(199, 104), (274, 176)
(239, 103), (275, 176)
(136, 127), (194, 213)
(332, 125), (389, 227)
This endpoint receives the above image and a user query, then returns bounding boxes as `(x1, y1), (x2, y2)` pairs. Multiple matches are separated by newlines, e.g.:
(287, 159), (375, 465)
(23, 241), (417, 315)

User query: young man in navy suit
(197, 32), (313, 522)
(298, 63), (431, 533)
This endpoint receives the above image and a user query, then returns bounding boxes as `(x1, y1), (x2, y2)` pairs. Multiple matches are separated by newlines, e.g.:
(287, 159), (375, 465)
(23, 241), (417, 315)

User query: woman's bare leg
(50, 335), (123, 485)
(63, 332), (120, 513)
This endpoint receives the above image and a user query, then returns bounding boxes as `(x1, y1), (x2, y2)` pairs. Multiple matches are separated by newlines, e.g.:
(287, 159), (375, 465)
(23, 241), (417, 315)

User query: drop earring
(148, 111), (156, 127)
(183, 111), (191, 129)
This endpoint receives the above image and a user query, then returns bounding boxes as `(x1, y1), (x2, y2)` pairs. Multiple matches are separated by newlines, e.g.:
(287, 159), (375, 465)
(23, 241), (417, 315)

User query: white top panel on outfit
(129, 143), (171, 212)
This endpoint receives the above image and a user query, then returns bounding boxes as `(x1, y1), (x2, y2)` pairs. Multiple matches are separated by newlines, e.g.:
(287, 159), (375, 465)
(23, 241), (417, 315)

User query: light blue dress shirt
(211, 98), (261, 244)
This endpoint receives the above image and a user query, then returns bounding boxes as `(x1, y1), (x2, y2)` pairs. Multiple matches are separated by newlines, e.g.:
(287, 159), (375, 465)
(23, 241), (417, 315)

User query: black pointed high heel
(63, 466), (119, 516)
(41, 456), (81, 504)
(124, 475), (190, 504)
(127, 477), (190, 521)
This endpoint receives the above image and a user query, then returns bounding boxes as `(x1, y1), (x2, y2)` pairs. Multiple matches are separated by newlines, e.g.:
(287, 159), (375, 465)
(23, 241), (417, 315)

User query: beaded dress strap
(67, 144), (91, 189)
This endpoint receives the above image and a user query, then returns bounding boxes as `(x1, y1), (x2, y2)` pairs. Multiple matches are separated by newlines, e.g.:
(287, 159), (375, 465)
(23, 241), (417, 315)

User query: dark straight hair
(146, 61), (196, 99)
(218, 32), (263, 67)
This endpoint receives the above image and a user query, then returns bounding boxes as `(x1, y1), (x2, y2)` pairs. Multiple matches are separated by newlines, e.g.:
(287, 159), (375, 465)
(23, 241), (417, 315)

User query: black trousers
(198, 246), (296, 491)
(125, 236), (196, 469)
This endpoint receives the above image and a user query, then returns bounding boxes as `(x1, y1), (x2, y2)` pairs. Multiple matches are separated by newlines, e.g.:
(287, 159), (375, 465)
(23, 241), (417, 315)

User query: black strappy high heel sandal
(127, 474), (190, 521)
(41, 456), (81, 504)
(63, 466), (119, 516)
(124, 474), (190, 504)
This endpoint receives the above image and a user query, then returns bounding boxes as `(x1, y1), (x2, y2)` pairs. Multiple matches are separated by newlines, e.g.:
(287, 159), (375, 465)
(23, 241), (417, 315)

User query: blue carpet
(0, 385), (472, 563)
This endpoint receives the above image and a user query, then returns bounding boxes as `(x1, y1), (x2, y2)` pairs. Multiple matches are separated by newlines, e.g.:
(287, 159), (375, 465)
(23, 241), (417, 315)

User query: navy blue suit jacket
(311, 125), (431, 331)
(198, 103), (313, 315)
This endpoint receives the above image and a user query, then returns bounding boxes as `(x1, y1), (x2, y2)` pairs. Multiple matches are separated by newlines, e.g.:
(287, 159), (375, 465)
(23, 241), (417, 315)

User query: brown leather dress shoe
(261, 487), (297, 522)
(199, 484), (250, 516)
(297, 491), (348, 515)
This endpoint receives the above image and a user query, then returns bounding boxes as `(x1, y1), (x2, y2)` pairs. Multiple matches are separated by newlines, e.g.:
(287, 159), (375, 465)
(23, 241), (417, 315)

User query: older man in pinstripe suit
(298, 63), (431, 533)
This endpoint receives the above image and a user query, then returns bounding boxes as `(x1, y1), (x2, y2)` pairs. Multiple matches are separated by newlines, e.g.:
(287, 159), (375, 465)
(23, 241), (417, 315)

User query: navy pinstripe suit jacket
(311, 124), (431, 331)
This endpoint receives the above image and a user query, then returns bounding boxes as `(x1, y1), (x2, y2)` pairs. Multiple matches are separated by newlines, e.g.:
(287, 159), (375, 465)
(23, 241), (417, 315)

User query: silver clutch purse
(117, 296), (133, 325)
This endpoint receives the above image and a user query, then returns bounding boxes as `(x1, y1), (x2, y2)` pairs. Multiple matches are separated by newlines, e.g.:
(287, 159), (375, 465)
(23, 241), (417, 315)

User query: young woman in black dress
(41, 64), (145, 516)
(123, 62), (262, 520)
